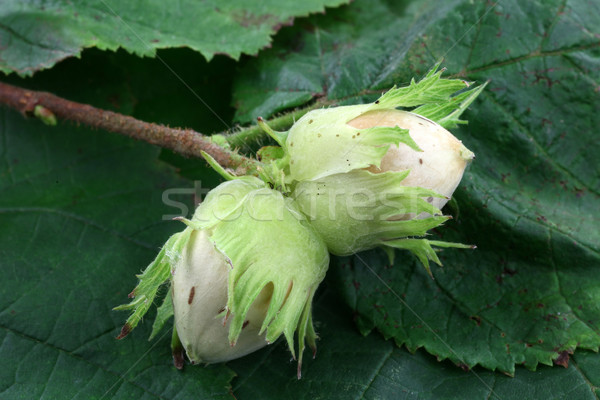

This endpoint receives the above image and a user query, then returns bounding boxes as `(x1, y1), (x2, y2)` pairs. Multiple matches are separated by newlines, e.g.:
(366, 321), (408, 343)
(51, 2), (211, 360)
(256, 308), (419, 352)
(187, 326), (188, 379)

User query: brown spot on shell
(188, 286), (195, 304)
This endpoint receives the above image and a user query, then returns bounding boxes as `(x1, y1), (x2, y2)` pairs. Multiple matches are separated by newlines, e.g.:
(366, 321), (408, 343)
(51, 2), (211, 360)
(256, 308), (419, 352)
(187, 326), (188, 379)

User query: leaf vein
(354, 346), (393, 400)
(539, 0), (569, 52)
(571, 358), (600, 398)
(0, 22), (71, 53)
(38, 352), (60, 400)
(548, 229), (600, 338)
(0, 324), (167, 399)
(463, 41), (600, 76)
(481, 90), (600, 197)
(0, 207), (155, 250)
(478, 184), (600, 257)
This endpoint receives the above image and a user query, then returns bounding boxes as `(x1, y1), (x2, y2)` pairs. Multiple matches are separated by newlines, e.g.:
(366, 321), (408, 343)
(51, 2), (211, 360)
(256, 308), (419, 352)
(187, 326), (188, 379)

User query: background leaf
(1, 0), (600, 398)
(0, 0), (349, 76)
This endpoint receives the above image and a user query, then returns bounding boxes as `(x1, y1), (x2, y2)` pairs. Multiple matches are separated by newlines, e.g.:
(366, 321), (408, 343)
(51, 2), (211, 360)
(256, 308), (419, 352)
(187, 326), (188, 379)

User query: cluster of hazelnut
(116, 65), (485, 378)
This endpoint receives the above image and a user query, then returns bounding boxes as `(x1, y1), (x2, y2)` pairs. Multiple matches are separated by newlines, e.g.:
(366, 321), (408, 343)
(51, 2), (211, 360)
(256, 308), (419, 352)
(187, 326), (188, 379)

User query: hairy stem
(0, 81), (258, 173)
(224, 98), (334, 148)
(0, 81), (383, 172)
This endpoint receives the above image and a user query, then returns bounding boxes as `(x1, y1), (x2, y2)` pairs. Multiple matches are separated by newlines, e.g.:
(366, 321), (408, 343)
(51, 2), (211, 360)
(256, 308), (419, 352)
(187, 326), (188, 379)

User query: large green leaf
(232, 0), (600, 375)
(0, 0), (349, 76)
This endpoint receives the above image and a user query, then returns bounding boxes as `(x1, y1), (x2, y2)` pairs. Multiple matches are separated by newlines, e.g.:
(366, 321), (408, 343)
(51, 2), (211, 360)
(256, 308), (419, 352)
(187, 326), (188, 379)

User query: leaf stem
(0, 81), (258, 173)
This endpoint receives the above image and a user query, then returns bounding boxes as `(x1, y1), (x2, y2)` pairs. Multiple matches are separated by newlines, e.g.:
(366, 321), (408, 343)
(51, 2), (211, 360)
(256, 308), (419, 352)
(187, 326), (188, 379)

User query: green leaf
(233, 0), (600, 376)
(0, 0), (350, 76)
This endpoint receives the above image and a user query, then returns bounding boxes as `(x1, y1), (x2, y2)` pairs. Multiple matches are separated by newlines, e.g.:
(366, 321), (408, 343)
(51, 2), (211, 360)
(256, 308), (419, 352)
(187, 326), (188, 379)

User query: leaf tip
(116, 323), (132, 340)
(173, 346), (185, 370)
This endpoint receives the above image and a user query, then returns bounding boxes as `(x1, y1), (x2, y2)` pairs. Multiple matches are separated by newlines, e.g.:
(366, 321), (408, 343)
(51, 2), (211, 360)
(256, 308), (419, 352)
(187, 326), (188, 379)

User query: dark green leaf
(0, 0), (350, 76)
